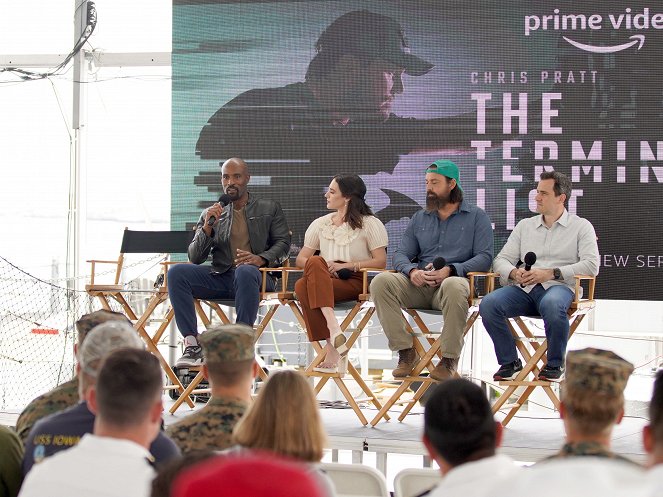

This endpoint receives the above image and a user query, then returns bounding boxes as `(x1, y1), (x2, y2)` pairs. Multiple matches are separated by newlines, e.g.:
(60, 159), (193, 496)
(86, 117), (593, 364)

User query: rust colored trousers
(294, 256), (363, 342)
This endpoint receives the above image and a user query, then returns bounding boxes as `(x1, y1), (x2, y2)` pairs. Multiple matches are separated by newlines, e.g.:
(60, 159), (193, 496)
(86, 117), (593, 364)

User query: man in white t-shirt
(422, 379), (520, 497)
(19, 349), (163, 497)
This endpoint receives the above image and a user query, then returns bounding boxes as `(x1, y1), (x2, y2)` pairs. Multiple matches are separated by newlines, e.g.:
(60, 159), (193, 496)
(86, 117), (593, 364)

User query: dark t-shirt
(22, 402), (180, 475)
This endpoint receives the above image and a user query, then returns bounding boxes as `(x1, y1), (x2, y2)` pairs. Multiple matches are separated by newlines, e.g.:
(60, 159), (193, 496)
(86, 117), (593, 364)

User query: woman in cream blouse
(295, 174), (387, 373)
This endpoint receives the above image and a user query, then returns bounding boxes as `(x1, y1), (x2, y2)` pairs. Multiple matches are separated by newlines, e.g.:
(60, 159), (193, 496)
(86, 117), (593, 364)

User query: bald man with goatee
(168, 158), (290, 367)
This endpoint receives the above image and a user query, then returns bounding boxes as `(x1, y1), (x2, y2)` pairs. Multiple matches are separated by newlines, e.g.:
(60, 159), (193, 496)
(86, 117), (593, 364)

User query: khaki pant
(370, 272), (470, 358)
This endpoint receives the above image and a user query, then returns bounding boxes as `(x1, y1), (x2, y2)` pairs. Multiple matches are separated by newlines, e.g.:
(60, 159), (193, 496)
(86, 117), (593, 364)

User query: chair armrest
(467, 272), (500, 300)
(260, 266), (302, 295)
(573, 274), (596, 303)
(86, 259), (120, 264)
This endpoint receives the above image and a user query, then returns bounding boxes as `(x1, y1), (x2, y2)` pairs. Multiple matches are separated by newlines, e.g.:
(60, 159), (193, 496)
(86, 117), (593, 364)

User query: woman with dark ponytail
(295, 174), (387, 373)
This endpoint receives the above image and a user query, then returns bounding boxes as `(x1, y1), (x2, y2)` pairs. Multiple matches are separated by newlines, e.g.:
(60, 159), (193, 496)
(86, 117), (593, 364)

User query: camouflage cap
(75, 310), (131, 343)
(565, 348), (634, 396)
(199, 324), (256, 364)
(78, 321), (144, 377)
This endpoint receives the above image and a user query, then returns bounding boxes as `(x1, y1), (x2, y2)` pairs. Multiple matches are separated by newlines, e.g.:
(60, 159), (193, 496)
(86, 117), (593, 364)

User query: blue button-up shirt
(393, 201), (494, 277)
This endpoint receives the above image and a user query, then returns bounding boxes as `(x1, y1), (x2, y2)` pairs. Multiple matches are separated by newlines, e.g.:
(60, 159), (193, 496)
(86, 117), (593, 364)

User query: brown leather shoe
(392, 348), (419, 378)
(429, 357), (459, 381)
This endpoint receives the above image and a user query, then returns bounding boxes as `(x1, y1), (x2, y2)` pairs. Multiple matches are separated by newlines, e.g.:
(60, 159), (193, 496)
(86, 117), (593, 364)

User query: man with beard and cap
(370, 160), (493, 381)
(167, 157), (290, 367)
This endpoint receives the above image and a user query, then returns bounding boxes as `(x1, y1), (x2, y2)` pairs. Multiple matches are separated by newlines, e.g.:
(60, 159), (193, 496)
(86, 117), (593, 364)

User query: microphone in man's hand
(337, 268), (352, 280)
(207, 194), (233, 226)
(429, 257), (446, 271)
(520, 252), (537, 287)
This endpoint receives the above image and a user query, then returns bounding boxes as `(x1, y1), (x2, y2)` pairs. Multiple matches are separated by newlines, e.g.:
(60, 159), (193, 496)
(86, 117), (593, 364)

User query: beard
(225, 186), (241, 201)
(425, 191), (451, 211)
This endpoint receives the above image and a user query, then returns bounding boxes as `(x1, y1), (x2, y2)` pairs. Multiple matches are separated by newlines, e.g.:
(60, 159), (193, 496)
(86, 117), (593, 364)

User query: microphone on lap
(207, 194), (232, 226)
(337, 268), (352, 280)
(520, 252), (537, 287)
(429, 257), (446, 271)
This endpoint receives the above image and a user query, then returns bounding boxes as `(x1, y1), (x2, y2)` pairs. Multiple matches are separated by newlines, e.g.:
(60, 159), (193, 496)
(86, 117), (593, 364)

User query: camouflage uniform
(550, 441), (638, 465)
(0, 425), (23, 497)
(166, 324), (256, 454)
(15, 378), (78, 444)
(15, 310), (131, 444)
(544, 348), (636, 464)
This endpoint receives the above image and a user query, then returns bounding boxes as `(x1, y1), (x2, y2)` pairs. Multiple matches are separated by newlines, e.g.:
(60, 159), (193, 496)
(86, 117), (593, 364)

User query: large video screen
(173, 0), (663, 300)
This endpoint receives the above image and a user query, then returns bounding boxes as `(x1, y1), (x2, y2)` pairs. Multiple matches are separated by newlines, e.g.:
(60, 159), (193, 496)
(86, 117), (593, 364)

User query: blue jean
(167, 264), (274, 337)
(479, 284), (574, 368)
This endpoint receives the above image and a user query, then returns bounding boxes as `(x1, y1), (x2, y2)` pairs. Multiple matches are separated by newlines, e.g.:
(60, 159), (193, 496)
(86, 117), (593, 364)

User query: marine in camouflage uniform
(544, 347), (637, 464)
(166, 324), (256, 454)
(15, 310), (131, 443)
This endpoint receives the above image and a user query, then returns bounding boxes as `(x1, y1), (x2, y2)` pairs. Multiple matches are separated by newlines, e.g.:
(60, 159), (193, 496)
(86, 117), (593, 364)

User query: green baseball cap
(426, 160), (462, 191)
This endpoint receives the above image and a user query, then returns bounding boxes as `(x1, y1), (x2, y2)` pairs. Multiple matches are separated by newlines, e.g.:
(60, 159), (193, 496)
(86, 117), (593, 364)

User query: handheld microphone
(337, 268), (352, 280)
(429, 257), (446, 271)
(521, 252), (537, 287)
(207, 194), (233, 226)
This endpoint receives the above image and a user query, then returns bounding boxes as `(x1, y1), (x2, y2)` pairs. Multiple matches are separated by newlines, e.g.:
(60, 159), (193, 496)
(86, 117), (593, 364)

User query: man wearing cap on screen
(195, 10), (496, 249)
(370, 160), (493, 381)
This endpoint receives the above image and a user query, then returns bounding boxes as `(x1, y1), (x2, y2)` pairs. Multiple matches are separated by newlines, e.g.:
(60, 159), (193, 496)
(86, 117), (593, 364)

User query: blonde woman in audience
(230, 369), (335, 496)
(295, 174), (387, 373)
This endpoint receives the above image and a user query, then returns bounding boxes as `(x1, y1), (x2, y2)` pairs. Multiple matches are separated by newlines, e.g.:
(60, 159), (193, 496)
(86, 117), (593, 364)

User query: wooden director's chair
(86, 228), (196, 407)
(491, 275), (597, 426)
(370, 272), (496, 426)
(274, 267), (388, 426)
(168, 267), (285, 414)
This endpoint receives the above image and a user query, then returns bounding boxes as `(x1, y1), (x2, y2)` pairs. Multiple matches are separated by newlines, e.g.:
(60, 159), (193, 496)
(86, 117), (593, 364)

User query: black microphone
(521, 252), (537, 287)
(337, 268), (352, 280)
(207, 194), (232, 226)
(430, 257), (446, 271)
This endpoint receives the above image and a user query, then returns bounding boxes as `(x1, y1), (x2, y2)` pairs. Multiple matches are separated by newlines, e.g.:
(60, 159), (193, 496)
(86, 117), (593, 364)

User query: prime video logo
(525, 8), (663, 52)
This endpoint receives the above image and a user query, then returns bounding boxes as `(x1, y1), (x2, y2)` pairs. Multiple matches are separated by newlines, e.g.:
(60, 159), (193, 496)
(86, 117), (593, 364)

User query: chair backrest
(319, 463), (389, 497)
(393, 468), (441, 497)
(119, 229), (194, 254)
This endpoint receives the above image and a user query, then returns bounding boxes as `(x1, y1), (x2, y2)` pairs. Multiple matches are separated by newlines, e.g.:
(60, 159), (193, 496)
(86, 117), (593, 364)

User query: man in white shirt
(480, 171), (599, 381)
(422, 379), (521, 497)
(19, 349), (164, 497)
(644, 370), (663, 494)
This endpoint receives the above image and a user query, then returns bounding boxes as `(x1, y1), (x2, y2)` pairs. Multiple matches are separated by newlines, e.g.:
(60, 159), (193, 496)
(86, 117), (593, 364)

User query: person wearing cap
(423, 379), (521, 497)
(194, 9), (488, 251)
(0, 425), (23, 497)
(168, 157), (290, 368)
(171, 453), (327, 497)
(21, 321), (179, 475)
(15, 309), (131, 443)
(294, 174), (387, 373)
(166, 324), (259, 454)
(546, 347), (636, 463)
(509, 348), (646, 497)
(19, 349), (165, 497)
(370, 160), (493, 381)
(480, 171), (600, 382)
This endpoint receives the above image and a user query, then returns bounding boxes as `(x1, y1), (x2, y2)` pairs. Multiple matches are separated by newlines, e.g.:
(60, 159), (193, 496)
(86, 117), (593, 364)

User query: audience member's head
(560, 348), (633, 440)
(151, 452), (217, 497)
(75, 309), (132, 346)
(77, 321), (144, 398)
(644, 370), (663, 466)
(199, 324), (258, 391)
(172, 453), (325, 497)
(232, 369), (326, 463)
(423, 379), (500, 473)
(90, 348), (163, 445)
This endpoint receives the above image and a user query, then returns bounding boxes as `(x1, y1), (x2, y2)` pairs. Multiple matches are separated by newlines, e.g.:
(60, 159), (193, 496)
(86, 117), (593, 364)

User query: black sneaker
(493, 359), (523, 381)
(538, 364), (564, 382)
(176, 345), (203, 367)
